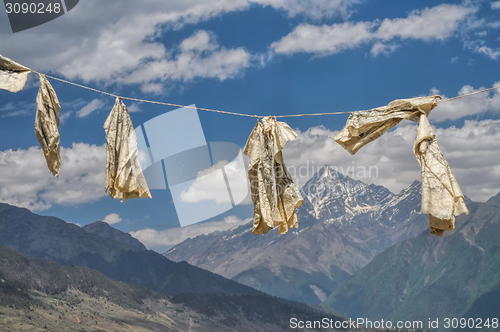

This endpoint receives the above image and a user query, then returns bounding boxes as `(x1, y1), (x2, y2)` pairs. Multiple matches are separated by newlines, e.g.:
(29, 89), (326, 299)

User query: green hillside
(324, 193), (500, 331)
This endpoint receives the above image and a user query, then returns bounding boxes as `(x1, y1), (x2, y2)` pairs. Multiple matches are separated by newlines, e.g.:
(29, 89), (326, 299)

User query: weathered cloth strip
(335, 96), (468, 236)
(104, 97), (152, 202)
(244, 116), (304, 235)
(35, 74), (61, 177)
(0, 54), (31, 93)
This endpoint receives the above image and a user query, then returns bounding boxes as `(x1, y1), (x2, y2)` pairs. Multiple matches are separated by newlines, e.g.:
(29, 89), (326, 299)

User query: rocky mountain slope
(324, 191), (500, 331)
(166, 167), (441, 304)
(0, 246), (344, 332)
(0, 202), (261, 297)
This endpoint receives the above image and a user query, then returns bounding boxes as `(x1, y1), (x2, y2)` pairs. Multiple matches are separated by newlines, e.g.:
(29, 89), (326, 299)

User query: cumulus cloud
(271, 4), (477, 56)
(103, 213), (122, 225)
(180, 160), (233, 204)
(375, 4), (476, 41)
(180, 153), (250, 205)
(130, 215), (250, 249)
(283, 120), (500, 202)
(252, 0), (360, 19)
(127, 103), (142, 113)
(77, 99), (104, 117)
(428, 83), (500, 122)
(123, 30), (252, 87)
(57, 29), (252, 92)
(271, 22), (374, 56)
(370, 42), (399, 56)
(0, 143), (106, 210)
(492, 1), (500, 10)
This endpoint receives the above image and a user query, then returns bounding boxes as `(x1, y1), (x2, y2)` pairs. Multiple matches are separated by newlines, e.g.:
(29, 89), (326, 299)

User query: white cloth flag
(0, 54), (31, 93)
(244, 116), (304, 235)
(104, 97), (152, 202)
(414, 114), (468, 236)
(335, 96), (468, 236)
(35, 74), (61, 177)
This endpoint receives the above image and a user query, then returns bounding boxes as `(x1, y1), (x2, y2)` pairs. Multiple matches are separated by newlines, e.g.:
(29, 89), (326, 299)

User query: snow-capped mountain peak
(300, 166), (395, 221)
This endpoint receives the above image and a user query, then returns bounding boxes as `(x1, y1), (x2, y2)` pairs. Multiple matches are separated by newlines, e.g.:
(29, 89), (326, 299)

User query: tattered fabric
(414, 114), (468, 236)
(35, 74), (61, 177)
(244, 116), (304, 235)
(0, 54), (31, 93)
(104, 97), (152, 202)
(334, 96), (468, 236)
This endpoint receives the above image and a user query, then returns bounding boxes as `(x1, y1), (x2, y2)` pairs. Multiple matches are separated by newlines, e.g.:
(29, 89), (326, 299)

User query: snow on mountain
(300, 166), (394, 222)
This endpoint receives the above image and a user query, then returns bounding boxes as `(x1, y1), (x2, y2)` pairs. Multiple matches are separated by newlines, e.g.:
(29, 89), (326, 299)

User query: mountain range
(165, 165), (499, 330)
(165, 166), (439, 304)
(1, 163), (496, 331)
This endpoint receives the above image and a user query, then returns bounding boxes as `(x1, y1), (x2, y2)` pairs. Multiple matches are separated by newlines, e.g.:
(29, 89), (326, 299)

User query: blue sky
(1, 0), (499, 252)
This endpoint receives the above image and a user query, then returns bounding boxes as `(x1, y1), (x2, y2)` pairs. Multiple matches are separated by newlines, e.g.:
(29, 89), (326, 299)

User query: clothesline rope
(31, 70), (500, 119)
(438, 86), (500, 103)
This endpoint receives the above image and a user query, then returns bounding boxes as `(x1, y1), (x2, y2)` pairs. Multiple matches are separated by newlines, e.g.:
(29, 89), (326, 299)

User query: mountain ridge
(83, 220), (147, 250)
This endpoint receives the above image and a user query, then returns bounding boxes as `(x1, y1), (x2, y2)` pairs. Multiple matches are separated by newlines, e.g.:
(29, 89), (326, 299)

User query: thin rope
(32, 70), (119, 98)
(276, 111), (352, 118)
(438, 86), (500, 103)
(31, 70), (499, 119)
(118, 95), (260, 118)
(31, 70), (260, 119)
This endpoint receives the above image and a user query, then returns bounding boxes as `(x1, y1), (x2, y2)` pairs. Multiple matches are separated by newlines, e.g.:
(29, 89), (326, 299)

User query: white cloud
(103, 213), (122, 225)
(180, 162), (232, 204)
(271, 22), (374, 55)
(375, 4), (476, 41)
(130, 216), (250, 249)
(477, 46), (500, 60)
(251, 0), (360, 19)
(489, 21), (500, 28)
(370, 42), (399, 56)
(127, 103), (142, 113)
(59, 111), (73, 122)
(77, 99), (104, 117)
(0, 101), (33, 118)
(124, 30), (252, 86)
(180, 154), (251, 205)
(428, 83), (500, 122)
(492, 1), (500, 10)
(271, 4), (476, 56)
(0, 143), (106, 210)
(283, 120), (500, 202)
